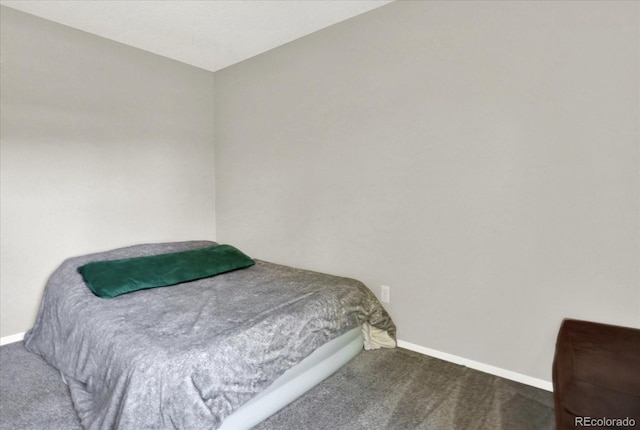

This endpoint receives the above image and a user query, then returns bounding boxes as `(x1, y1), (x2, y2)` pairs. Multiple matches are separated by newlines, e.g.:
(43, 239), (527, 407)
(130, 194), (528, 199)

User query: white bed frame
(219, 326), (364, 429)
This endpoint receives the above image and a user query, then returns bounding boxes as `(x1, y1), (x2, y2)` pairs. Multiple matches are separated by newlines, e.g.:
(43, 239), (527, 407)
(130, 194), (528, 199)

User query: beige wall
(0, 7), (216, 336)
(215, 1), (639, 382)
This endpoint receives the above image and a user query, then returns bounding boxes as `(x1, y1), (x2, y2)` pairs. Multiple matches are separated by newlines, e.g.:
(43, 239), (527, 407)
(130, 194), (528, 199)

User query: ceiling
(0, 0), (392, 72)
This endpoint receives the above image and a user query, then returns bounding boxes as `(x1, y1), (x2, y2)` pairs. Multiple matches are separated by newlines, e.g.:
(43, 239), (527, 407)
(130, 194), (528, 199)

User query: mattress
(24, 241), (395, 429)
(219, 325), (364, 429)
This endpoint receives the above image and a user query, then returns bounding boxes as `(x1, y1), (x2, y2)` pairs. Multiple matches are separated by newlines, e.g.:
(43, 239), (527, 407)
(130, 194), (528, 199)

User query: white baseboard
(0, 332), (25, 346)
(397, 339), (553, 392)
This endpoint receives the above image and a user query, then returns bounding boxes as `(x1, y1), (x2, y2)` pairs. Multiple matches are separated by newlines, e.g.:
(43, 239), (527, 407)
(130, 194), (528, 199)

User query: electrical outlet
(381, 285), (390, 303)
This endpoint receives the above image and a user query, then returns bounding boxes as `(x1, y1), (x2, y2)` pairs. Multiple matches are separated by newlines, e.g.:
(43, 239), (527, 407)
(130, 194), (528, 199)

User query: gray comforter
(24, 241), (395, 429)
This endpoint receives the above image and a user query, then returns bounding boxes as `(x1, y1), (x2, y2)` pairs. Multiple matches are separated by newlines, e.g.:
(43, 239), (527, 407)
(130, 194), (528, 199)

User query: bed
(23, 240), (396, 429)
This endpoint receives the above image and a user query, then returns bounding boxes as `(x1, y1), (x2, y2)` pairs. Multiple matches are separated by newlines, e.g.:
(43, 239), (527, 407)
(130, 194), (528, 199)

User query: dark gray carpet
(0, 342), (554, 429)
(0, 342), (81, 430)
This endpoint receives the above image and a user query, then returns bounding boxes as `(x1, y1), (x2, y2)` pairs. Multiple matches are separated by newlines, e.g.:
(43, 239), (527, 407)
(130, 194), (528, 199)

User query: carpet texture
(0, 342), (554, 429)
(0, 342), (81, 429)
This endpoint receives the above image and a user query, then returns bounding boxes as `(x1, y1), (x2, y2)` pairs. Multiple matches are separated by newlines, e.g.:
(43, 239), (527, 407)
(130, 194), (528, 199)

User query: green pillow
(78, 244), (255, 298)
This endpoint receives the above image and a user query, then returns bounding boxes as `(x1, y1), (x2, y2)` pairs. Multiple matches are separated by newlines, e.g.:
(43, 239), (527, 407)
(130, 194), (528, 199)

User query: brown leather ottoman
(552, 318), (640, 429)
